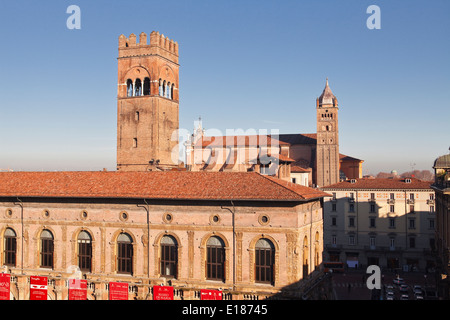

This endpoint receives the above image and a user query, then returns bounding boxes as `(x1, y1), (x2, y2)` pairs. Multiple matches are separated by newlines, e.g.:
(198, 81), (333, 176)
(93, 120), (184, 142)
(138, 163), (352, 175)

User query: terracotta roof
(339, 153), (363, 162)
(321, 178), (432, 190)
(196, 135), (289, 148)
(0, 171), (329, 201)
(291, 166), (311, 173)
(278, 133), (317, 145)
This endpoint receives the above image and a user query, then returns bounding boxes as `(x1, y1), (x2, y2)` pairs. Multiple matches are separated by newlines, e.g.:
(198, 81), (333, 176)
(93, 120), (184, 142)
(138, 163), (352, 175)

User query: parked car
(400, 294), (409, 300)
(393, 278), (404, 285)
(414, 293), (424, 300)
(386, 291), (395, 300)
(413, 285), (423, 295)
(385, 285), (394, 292)
(399, 284), (409, 293)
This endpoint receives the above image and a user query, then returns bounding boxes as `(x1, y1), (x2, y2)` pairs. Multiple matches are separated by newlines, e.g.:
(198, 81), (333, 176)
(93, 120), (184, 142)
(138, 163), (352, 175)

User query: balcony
(348, 198), (355, 203)
(387, 199), (395, 204)
(407, 199), (415, 204)
(427, 199), (435, 205)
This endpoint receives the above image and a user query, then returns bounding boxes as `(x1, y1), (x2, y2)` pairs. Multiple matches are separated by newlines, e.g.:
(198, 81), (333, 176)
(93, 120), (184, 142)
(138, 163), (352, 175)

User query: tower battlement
(118, 31), (178, 57)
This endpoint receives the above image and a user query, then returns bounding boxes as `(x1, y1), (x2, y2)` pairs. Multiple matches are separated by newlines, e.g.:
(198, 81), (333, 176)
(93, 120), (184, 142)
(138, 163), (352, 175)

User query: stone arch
(110, 229), (137, 275)
(71, 227), (97, 272)
(200, 232), (231, 282)
(153, 231), (183, 279)
(248, 234), (279, 285)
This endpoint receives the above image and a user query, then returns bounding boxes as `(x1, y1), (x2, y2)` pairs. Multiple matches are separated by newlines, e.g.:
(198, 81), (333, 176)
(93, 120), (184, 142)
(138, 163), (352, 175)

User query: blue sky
(0, 0), (448, 174)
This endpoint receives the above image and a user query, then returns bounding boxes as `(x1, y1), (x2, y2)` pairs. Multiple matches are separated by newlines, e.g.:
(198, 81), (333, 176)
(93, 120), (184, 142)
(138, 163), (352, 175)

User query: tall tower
(316, 79), (340, 187)
(117, 31), (180, 171)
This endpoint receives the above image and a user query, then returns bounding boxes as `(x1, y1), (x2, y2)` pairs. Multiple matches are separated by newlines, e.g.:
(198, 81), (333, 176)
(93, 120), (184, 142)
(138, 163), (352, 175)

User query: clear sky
(0, 0), (449, 174)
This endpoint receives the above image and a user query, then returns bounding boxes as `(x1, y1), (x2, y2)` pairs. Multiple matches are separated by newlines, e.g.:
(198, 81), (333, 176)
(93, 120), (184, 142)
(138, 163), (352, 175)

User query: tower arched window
(255, 238), (275, 285)
(117, 233), (133, 274)
(126, 79), (133, 97)
(40, 229), (54, 269)
(171, 84), (174, 100)
(206, 236), (225, 281)
(143, 77), (151, 95)
(78, 231), (92, 273)
(134, 79), (142, 97)
(159, 79), (163, 96)
(163, 80), (167, 98)
(3, 228), (16, 267)
(160, 235), (178, 278)
(166, 82), (171, 99)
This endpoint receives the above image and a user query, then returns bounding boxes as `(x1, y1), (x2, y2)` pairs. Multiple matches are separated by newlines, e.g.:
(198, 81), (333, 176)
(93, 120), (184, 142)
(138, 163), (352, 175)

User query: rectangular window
(390, 193), (395, 200)
(332, 235), (337, 245)
(429, 193), (435, 200)
(430, 206), (435, 213)
(348, 235), (355, 245)
(409, 193), (415, 200)
(331, 217), (337, 226)
(370, 193), (375, 200)
(133, 138), (138, 148)
(409, 237), (416, 248)
(409, 218), (416, 229)
(349, 192), (354, 200)
(291, 178), (296, 184)
(429, 219), (435, 230)
(332, 192), (336, 200)
(349, 203), (355, 212)
(390, 205), (395, 213)
(332, 203), (337, 212)
(370, 237), (376, 248)
(410, 205), (415, 213)
(390, 238), (395, 250)
(135, 111), (140, 121)
(369, 217), (376, 228)
(389, 218), (396, 228)
(349, 217), (355, 227)
(370, 204), (376, 213)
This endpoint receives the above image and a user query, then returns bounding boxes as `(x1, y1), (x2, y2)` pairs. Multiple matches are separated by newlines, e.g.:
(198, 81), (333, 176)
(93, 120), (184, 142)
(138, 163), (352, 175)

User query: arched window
(40, 229), (54, 269)
(303, 236), (309, 277)
(117, 233), (133, 274)
(143, 77), (151, 95)
(255, 238), (275, 284)
(159, 79), (163, 96)
(166, 82), (171, 99)
(206, 236), (225, 281)
(126, 79), (133, 97)
(162, 80), (167, 98)
(134, 79), (142, 97)
(160, 235), (178, 278)
(3, 228), (16, 267)
(78, 231), (92, 273)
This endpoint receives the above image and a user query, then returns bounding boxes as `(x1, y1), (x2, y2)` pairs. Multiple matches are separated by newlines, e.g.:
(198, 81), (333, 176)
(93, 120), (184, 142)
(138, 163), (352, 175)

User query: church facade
(185, 80), (364, 188)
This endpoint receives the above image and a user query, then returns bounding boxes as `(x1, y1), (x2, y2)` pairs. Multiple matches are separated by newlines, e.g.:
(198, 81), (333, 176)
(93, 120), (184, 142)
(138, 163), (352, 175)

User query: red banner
(153, 285), (174, 300)
(30, 276), (48, 300)
(0, 274), (10, 300)
(109, 282), (128, 300)
(200, 289), (222, 300)
(69, 279), (87, 300)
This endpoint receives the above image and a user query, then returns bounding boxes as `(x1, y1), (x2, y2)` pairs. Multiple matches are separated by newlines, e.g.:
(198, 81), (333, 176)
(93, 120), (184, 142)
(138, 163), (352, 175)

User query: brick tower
(316, 79), (340, 187)
(116, 31), (180, 171)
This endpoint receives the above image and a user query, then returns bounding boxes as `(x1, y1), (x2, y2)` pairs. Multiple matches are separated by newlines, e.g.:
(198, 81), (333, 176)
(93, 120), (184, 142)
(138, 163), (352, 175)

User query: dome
(433, 154), (450, 169)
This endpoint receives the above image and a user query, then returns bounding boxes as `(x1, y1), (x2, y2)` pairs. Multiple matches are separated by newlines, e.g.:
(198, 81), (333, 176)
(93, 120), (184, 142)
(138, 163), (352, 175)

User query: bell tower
(116, 31), (180, 171)
(316, 79), (340, 187)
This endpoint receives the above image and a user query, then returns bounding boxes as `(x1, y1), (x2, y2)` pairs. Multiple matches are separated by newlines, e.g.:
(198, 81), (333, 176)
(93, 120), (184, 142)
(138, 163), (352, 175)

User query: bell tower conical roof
(317, 78), (338, 107)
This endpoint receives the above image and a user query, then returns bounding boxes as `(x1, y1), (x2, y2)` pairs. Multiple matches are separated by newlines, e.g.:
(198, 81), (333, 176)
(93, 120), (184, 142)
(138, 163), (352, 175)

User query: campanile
(117, 31), (180, 171)
(316, 79), (340, 187)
